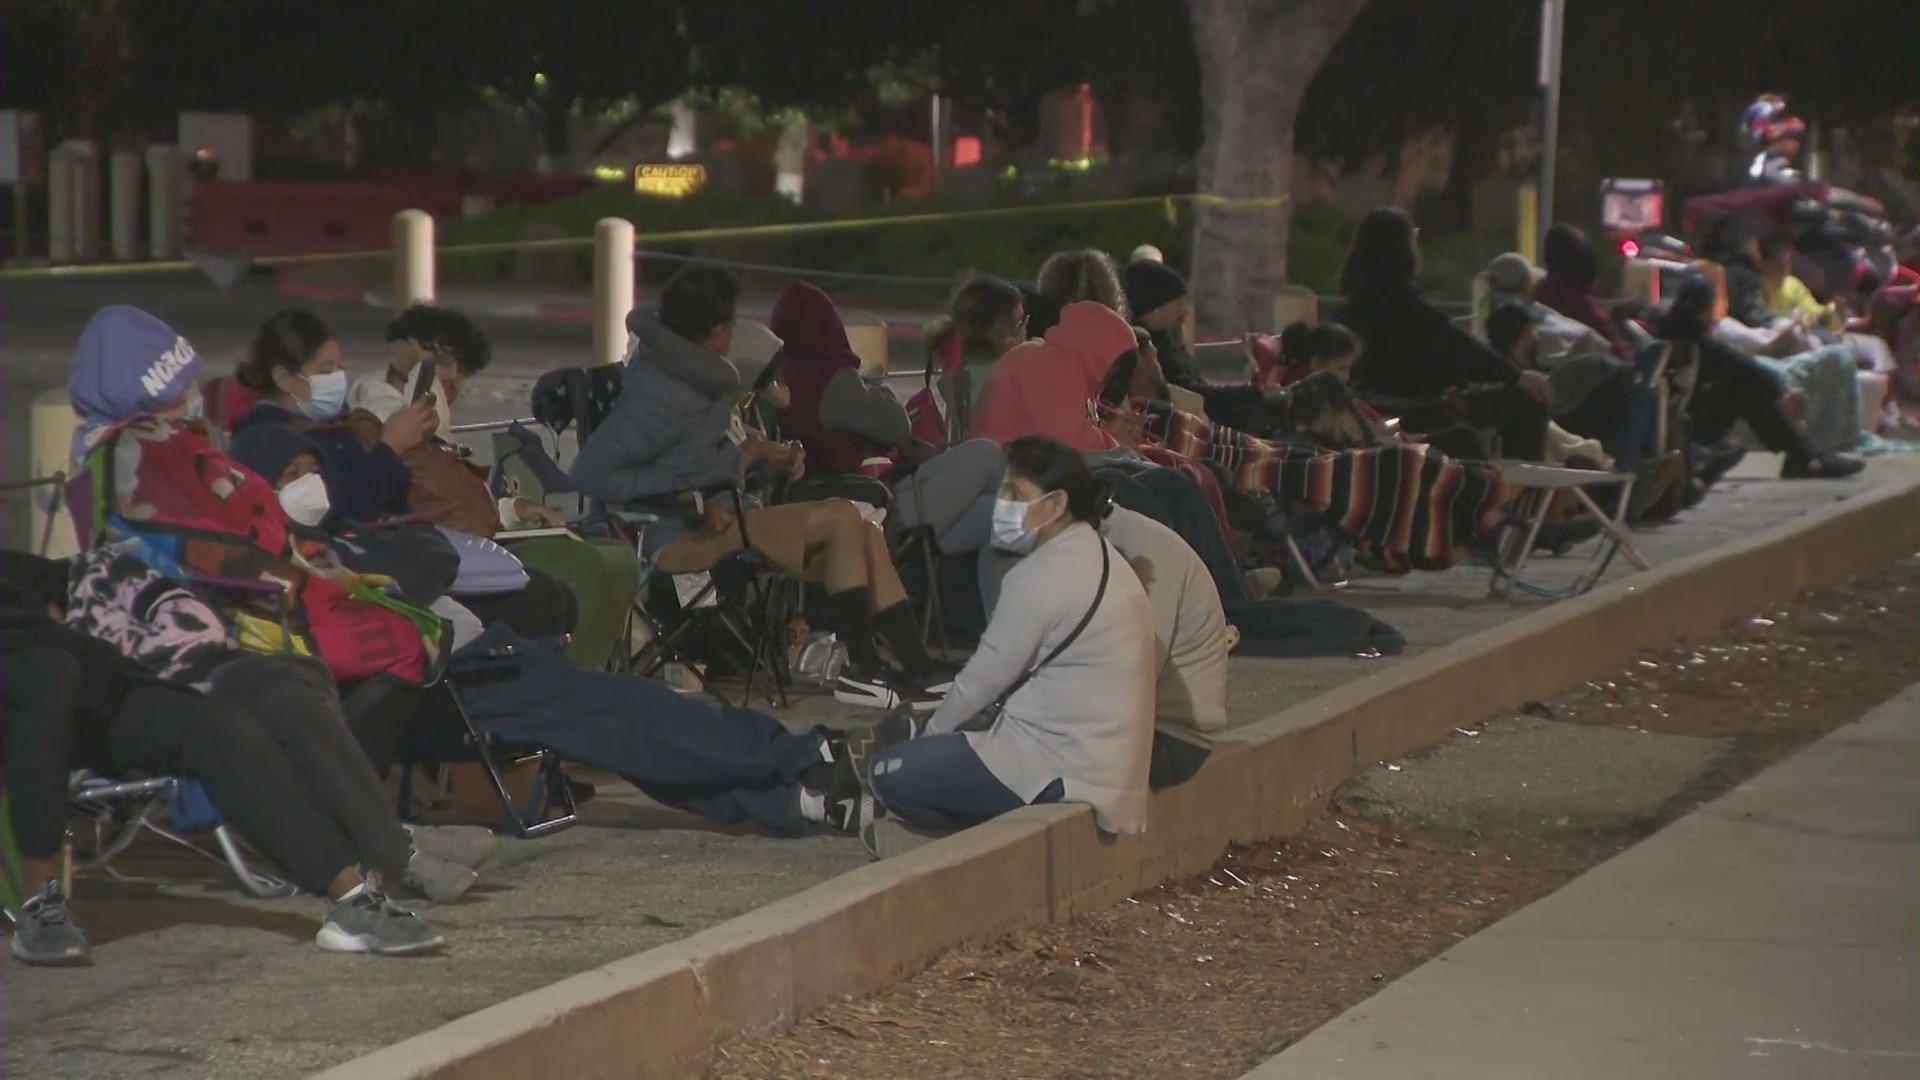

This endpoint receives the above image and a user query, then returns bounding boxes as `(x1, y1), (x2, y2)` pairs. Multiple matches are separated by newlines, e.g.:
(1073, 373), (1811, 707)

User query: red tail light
(1619, 238), (1642, 259)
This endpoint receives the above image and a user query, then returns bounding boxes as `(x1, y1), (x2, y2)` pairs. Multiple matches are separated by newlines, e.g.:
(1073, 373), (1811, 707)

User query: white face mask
(990, 496), (1043, 554)
(278, 472), (332, 527)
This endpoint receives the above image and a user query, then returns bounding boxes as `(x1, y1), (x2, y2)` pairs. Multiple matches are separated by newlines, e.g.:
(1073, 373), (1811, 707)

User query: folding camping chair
(1484, 461), (1653, 600)
(525, 369), (798, 707)
(391, 639), (580, 839)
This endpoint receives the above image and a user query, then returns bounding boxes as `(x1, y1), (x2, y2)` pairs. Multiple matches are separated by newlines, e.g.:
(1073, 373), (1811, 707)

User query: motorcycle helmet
(1742, 94), (1806, 151)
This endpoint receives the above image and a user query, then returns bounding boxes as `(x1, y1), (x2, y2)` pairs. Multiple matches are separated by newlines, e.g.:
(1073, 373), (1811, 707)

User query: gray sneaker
(406, 825), (499, 869)
(315, 881), (446, 956)
(9, 881), (90, 967)
(401, 850), (477, 903)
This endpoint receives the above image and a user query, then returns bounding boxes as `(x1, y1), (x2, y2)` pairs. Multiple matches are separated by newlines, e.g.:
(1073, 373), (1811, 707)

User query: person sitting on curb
(848, 437), (1155, 856)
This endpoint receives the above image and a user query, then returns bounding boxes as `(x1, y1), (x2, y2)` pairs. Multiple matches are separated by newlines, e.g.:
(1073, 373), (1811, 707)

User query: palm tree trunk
(1186, 0), (1369, 332)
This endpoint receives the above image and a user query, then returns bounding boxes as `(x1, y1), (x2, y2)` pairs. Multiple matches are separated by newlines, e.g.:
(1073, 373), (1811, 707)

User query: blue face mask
(299, 370), (349, 420)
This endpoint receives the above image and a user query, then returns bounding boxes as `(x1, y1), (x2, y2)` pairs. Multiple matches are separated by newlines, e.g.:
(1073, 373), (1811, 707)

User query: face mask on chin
(278, 472), (332, 527)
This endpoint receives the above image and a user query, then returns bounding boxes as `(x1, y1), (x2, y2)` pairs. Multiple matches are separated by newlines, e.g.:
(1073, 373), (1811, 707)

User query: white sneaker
(834, 672), (944, 712)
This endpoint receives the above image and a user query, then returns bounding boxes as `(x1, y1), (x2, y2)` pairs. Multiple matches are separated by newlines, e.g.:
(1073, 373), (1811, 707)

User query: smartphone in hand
(410, 360), (436, 402)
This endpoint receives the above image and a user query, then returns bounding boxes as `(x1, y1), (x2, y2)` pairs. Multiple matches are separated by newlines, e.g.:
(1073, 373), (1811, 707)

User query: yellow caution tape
(0, 192), (1288, 282)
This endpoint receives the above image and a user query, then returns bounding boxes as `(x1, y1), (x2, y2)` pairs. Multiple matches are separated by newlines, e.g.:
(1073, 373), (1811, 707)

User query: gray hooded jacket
(570, 308), (743, 507)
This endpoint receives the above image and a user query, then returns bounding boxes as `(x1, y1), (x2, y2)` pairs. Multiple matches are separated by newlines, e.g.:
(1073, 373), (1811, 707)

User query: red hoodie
(969, 302), (1138, 451)
(770, 281), (893, 474)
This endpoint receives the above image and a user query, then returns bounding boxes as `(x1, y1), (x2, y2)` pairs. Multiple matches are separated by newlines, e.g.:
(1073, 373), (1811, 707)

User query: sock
(873, 601), (934, 681)
(827, 588), (886, 673)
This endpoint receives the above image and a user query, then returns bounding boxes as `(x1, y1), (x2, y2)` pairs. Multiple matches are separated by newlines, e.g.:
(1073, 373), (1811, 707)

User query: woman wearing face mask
(231, 309), (439, 525)
(857, 437), (1155, 851)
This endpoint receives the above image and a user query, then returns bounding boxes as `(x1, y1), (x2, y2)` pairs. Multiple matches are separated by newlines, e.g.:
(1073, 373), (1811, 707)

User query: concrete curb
(311, 477), (1920, 1080)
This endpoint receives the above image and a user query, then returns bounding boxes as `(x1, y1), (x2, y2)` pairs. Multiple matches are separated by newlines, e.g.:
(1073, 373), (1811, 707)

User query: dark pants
(1148, 733), (1211, 790)
(1393, 383), (1551, 461)
(452, 626), (827, 836)
(1, 649), (81, 860)
(1690, 339), (1811, 457)
(339, 678), (425, 778)
(1097, 464), (1250, 606)
(458, 565), (579, 641)
(1556, 366), (1636, 452)
(867, 732), (1062, 832)
(197, 655), (413, 884)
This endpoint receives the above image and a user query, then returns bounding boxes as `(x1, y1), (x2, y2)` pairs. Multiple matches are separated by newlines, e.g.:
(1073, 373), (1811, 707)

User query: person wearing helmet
(1743, 94), (1807, 185)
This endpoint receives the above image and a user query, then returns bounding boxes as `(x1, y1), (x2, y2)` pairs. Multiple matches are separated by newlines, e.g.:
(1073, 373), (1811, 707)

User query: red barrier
(185, 175), (590, 257)
(187, 180), (463, 256)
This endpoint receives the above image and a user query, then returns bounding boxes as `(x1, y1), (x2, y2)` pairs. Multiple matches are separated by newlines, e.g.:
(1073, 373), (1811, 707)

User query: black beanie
(1123, 259), (1187, 318)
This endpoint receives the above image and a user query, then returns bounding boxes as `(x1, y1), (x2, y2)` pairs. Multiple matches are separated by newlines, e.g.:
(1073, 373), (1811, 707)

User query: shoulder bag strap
(984, 540), (1111, 714)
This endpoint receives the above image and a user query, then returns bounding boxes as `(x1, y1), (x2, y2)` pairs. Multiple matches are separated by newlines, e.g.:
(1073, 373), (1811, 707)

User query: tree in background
(1298, 0), (1536, 230)
(1185, 0), (1367, 331)
(457, 0), (689, 167)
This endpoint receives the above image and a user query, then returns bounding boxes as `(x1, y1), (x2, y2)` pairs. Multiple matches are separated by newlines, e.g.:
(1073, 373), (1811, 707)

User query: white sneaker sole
(315, 924), (447, 957)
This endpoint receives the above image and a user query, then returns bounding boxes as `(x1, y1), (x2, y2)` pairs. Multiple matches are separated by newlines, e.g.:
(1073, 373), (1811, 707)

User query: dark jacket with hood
(1338, 278), (1521, 401)
(232, 400), (412, 525)
(770, 280), (911, 474)
(570, 307), (743, 507)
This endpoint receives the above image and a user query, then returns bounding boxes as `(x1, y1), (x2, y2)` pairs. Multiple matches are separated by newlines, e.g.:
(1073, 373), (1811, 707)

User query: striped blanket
(1147, 408), (1514, 573)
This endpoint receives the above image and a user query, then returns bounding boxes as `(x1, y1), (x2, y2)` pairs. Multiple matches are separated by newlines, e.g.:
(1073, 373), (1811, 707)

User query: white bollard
(70, 143), (101, 262)
(592, 217), (636, 366)
(47, 146), (75, 262)
(145, 144), (183, 259)
(109, 149), (141, 261)
(390, 209), (434, 314)
(29, 388), (81, 559)
(1270, 285), (1319, 333)
(843, 312), (890, 377)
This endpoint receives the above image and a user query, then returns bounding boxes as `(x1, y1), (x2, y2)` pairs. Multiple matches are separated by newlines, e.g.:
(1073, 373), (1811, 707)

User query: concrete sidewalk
(1248, 685), (1920, 1080)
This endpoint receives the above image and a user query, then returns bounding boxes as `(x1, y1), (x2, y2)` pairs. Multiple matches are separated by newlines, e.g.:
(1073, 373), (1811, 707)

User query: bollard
(843, 312), (890, 377)
(71, 143), (101, 262)
(1517, 181), (1540, 266)
(47, 146), (75, 262)
(1270, 285), (1318, 333)
(145, 144), (183, 259)
(591, 217), (635, 365)
(109, 149), (141, 261)
(1621, 258), (1659, 305)
(1470, 271), (1491, 338)
(28, 389), (81, 559)
(390, 209), (434, 314)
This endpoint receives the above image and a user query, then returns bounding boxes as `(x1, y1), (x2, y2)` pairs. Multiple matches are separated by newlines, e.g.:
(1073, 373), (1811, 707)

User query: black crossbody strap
(985, 540), (1111, 713)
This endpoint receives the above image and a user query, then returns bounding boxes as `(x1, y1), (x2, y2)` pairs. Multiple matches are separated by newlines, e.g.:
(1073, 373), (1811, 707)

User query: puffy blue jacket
(569, 308), (743, 515)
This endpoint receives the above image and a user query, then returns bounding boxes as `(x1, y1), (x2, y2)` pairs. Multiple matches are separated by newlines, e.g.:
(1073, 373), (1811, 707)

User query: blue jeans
(868, 732), (1063, 832)
(455, 626), (825, 836)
